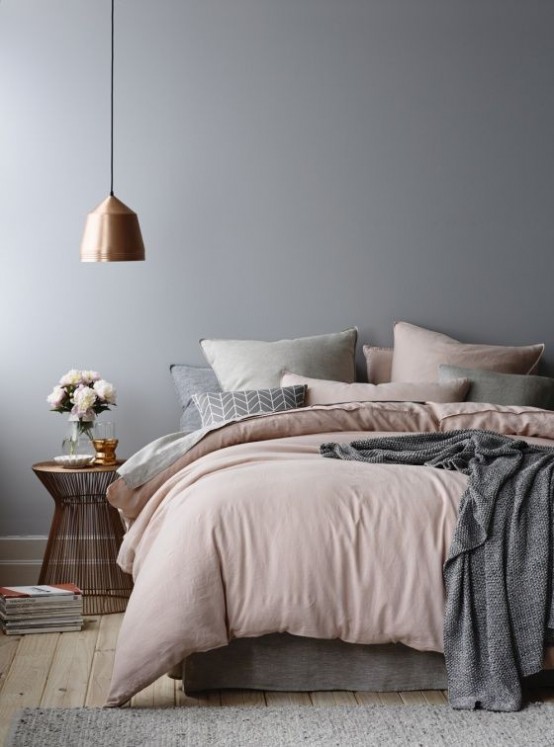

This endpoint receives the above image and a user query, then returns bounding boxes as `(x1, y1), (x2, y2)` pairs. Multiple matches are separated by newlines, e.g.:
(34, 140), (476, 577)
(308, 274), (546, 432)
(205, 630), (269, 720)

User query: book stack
(0, 583), (83, 635)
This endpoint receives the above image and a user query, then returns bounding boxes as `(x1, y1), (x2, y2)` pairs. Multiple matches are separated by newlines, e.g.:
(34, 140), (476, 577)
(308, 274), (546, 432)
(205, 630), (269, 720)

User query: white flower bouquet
(47, 369), (117, 449)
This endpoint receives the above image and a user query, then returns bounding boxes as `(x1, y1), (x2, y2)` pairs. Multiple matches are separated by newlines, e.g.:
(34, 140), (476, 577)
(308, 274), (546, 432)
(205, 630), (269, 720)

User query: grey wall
(1, 0), (553, 535)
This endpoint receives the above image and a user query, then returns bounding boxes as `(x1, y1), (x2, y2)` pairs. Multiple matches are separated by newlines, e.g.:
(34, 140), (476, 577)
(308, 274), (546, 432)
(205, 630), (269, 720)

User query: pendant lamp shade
(81, 196), (145, 262)
(80, 0), (146, 262)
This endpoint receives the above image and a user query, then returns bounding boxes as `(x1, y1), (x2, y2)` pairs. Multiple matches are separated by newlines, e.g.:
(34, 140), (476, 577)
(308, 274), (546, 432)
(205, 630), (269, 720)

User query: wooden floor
(0, 614), (552, 743)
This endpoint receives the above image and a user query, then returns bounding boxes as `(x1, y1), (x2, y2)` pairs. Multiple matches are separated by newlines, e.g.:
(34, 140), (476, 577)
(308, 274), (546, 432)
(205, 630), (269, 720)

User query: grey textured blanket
(321, 430), (554, 712)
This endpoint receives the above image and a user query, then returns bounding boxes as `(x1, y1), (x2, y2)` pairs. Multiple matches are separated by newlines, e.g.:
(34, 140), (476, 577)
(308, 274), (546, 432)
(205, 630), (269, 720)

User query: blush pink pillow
(281, 371), (469, 406)
(363, 346), (393, 384)
(430, 402), (554, 440)
(390, 322), (544, 383)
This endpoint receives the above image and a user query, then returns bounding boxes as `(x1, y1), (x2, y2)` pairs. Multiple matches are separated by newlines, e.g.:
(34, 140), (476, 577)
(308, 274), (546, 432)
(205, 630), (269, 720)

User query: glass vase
(62, 419), (95, 459)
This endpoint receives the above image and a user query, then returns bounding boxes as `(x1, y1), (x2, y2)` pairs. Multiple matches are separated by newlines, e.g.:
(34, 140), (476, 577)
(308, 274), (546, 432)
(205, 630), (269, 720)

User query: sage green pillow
(201, 328), (357, 391)
(439, 364), (554, 410)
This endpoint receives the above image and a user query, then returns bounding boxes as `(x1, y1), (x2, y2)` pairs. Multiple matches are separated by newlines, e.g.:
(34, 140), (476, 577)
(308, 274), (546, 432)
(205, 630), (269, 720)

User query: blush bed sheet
(105, 401), (554, 706)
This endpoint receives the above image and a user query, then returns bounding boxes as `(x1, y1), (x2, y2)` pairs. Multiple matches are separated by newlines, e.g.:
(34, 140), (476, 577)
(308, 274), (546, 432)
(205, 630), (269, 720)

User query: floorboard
(0, 636), (20, 696)
(354, 691), (381, 705)
(220, 690), (266, 707)
(40, 618), (101, 708)
(310, 691), (357, 706)
(175, 685), (222, 707)
(378, 692), (403, 706)
(422, 690), (448, 705)
(264, 691), (312, 706)
(85, 614), (122, 707)
(130, 675), (176, 708)
(399, 691), (427, 705)
(0, 633), (59, 744)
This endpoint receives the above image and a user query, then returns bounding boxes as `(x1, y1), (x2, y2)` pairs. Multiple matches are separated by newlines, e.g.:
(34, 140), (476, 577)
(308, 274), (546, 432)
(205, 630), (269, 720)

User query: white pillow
(201, 328), (357, 391)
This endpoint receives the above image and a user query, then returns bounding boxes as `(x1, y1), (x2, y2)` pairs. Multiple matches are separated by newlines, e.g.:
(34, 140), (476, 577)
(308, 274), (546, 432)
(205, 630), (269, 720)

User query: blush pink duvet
(105, 401), (554, 706)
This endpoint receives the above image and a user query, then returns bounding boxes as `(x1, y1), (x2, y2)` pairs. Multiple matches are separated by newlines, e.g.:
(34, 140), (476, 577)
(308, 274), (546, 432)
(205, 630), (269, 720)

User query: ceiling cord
(110, 0), (114, 197)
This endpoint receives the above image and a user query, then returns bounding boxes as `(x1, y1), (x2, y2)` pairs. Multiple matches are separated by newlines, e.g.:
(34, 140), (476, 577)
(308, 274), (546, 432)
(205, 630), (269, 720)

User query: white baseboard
(0, 536), (47, 586)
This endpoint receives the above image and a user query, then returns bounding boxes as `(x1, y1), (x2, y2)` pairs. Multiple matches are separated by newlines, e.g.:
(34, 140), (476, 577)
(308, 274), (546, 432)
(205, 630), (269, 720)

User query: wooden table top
(32, 460), (125, 474)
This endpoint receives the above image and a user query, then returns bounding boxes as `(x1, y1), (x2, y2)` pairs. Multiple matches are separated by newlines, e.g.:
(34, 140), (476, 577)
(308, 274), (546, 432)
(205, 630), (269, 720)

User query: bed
(103, 323), (554, 710)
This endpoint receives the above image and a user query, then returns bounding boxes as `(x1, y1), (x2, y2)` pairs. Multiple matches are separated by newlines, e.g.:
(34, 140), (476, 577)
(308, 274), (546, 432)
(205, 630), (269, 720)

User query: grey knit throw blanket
(320, 430), (554, 712)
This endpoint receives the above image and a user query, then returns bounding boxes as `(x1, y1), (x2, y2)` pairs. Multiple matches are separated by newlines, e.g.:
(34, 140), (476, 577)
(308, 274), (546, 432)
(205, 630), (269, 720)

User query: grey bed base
(181, 634), (446, 694)
(180, 633), (554, 695)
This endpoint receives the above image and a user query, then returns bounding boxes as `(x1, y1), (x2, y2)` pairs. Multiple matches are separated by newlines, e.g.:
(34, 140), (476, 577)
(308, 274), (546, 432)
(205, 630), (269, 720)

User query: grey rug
(7, 703), (554, 747)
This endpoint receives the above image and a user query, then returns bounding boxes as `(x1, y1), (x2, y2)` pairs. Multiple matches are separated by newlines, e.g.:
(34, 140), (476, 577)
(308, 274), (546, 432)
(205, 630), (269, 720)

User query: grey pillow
(439, 364), (554, 410)
(192, 385), (307, 428)
(170, 364), (222, 432)
(200, 328), (358, 391)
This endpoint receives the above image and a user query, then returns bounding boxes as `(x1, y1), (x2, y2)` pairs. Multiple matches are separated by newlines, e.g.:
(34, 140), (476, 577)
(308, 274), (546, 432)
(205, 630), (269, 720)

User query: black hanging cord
(110, 0), (115, 196)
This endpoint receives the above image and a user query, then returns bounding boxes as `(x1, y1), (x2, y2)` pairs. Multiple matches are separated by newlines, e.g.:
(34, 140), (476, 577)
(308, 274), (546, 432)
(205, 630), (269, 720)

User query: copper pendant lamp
(80, 0), (145, 262)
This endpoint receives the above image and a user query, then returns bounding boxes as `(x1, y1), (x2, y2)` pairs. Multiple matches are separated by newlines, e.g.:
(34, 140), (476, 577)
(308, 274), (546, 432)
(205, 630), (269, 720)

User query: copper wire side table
(32, 461), (133, 615)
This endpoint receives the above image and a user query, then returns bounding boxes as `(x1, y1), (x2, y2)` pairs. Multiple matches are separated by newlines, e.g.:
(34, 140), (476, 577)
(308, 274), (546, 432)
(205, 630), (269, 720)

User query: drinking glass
(92, 422), (118, 465)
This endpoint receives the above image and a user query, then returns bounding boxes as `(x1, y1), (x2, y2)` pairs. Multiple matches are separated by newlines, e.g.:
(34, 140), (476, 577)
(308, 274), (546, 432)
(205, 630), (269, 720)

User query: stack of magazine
(0, 583), (83, 635)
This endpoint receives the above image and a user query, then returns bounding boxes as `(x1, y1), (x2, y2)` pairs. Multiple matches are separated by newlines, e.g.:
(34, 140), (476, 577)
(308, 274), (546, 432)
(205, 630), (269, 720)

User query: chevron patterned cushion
(192, 385), (307, 427)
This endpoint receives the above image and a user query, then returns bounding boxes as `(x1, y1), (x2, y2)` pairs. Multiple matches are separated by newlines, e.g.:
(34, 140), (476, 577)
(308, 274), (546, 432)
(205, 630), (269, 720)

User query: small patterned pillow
(192, 385), (307, 428)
